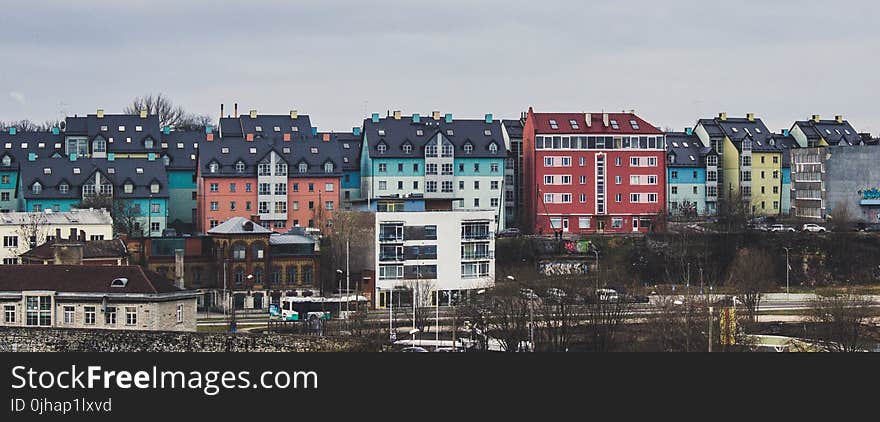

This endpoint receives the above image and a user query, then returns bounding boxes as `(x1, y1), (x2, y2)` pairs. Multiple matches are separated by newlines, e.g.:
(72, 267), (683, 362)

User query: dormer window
(377, 143), (387, 154)
(136, 125), (143, 132)
(176, 143), (184, 149)
(273, 126), (281, 132)
(249, 147), (257, 154)
(59, 183), (69, 194)
(324, 162), (334, 173)
(630, 120), (640, 130)
(569, 120), (579, 130)
(235, 161), (245, 173)
(144, 138), (154, 149)
(489, 143), (498, 154)
(299, 163), (308, 173)
(403, 143), (412, 154)
(255, 126), (263, 132)
(378, 129), (386, 136)
(731, 127), (738, 133)
(282, 147), (290, 154)
(107, 167), (115, 174)
(1, 156), (10, 166)
(209, 163), (218, 173)
(755, 128), (761, 133)
(343, 143), (350, 149)
(124, 183), (133, 194)
(310, 147), (318, 154)
(111, 278), (128, 288)
(100, 125), (108, 131)
(73, 168), (81, 174)
(136, 167), (144, 174)
(43, 168), (51, 175)
(610, 120), (620, 130)
(416, 129), (423, 136)
(446, 129), (454, 136)
(92, 137), (106, 154)
(163, 155), (171, 166)
(484, 130), (492, 136)
(291, 126), (298, 132)
(150, 182), (160, 193)
(221, 147), (229, 154)
(118, 126), (125, 132)
(32, 182), (41, 194)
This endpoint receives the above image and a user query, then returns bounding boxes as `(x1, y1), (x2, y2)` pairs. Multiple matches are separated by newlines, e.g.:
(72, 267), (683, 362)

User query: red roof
(530, 112), (663, 135)
(0, 265), (182, 294)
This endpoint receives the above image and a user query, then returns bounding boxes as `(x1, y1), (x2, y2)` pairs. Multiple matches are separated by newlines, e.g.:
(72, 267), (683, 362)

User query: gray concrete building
(791, 145), (880, 222)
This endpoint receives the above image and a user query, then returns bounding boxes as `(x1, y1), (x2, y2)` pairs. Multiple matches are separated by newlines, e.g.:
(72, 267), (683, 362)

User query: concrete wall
(0, 326), (376, 352)
(825, 145), (880, 223)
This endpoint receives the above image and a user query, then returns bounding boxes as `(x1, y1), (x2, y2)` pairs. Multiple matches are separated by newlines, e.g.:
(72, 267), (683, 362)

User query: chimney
(311, 127), (318, 136)
(812, 114), (821, 123)
(162, 126), (170, 135)
(432, 111), (441, 121)
(283, 133), (291, 142)
(249, 109), (257, 119)
(444, 113), (453, 124)
(69, 228), (77, 240)
(322, 133), (330, 142)
(412, 113), (420, 123)
(51, 127), (60, 135)
(234, 103), (238, 117)
(353, 127), (361, 136)
(782, 129), (790, 137)
(602, 113), (610, 127)
(485, 113), (493, 123)
(96, 109), (104, 118)
(371, 113), (380, 123)
(746, 113), (754, 122)
(393, 110), (402, 120)
(140, 109), (148, 119)
(719, 112), (727, 121)
(80, 230), (86, 242)
(585, 113), (592, 127)
(290, 110), (298, 119)
(685, 127), (694, 135)
(53, 243), (83, 266)
(55, 228), (62, 241)
(7, 127), (15, 135)
(220, 104), (224, 121)
(174, 249), (185, 289)
(835, 115), (843, 124)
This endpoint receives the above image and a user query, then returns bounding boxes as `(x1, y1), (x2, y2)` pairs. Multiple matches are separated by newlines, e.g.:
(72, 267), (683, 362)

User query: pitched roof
(771, 133), (800, 167)
(208, 216), (273, 235)
(64, 114), (163, 153)
(665, 131), (713, 168)
(159, 130), (201, 170)
(502, 119), (524, 139)
(219, 114), (313, 140)
(699, 116), (780, 153)
(21, 239), (128, 261)
(362, 114), (507, 159)
(793, 118), (862, 146)
(529, 112), (663, 135)
(20, 155), (169, 200)
(0, 208), (112, 226)
(198, 135), (343, 178)
(0, 131), (65, 170)
(0, 265), (182, 294)
(322, 131), (361, 171)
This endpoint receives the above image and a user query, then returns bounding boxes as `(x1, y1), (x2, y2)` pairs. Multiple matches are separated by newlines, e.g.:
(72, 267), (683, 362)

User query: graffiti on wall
(538, 260), (589, 276)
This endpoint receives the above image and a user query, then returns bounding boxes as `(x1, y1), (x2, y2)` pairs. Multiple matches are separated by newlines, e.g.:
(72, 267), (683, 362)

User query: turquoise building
(665, 130), (716, 217)
(161, 130), (201, 230)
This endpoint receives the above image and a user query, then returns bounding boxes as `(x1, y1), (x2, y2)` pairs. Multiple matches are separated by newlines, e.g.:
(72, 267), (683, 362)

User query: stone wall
(0, 327), (377, 352)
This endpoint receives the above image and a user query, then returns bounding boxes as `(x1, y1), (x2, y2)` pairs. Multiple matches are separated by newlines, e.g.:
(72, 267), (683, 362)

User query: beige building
(0, 208), (113, 265)
(0, 265), (198, 332)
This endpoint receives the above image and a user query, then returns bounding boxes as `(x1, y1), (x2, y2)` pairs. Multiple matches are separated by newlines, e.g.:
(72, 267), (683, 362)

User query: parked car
(861, 223), (880, 232)
(400, 346), (430, 353)
(802, 223), (827, 233)
(497, 228), (522, 238)
(769, 224), (796, 233)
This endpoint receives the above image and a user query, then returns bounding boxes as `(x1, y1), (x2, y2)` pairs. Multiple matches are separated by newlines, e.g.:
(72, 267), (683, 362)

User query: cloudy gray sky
(1, 0), (878, 134)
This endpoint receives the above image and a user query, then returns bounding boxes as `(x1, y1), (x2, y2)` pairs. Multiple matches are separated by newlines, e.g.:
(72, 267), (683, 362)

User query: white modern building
(374, 209), (496, 308)
(0, 208), (113, 265)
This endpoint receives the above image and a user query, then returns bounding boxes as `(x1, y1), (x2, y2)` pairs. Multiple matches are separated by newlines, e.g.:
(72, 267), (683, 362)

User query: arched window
(32, 182), (41, 194)
(253, 266), (264, 284)
(271, 267), (281, 285)
(489, 142), (498, 154)
(209, 162), (218, 173)
(162, 155), (171, 166)
(464, 143), (473, 154)
(235, 161), (245, 173)
(1, 155), (10, 166)
(234, 267), (244, 286)
(377, 143), (387, 154)
(287, 266), (298, 284)
(298, 162), (308, 173)
(324, 162), (334, 173)
(144, 137), (154, 149)
(402, 143), (412, 154)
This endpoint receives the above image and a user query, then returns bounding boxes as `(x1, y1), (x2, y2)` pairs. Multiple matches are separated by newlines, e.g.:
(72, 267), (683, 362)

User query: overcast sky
(1, 0), (878, 134)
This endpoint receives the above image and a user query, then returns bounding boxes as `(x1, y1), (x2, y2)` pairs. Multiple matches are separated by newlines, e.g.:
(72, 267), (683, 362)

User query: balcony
(378, 234), (404, 243)
(379, 254), (405, 262)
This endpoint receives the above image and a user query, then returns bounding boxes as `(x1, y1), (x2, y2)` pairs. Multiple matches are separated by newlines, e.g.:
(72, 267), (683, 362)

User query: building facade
(0, 265), (197, 332)
(522, 108), (667, 234)
(374, 208), (495, 309)
(665, 129), (715, 217)
(0, 208), (113, 265)
(360, 112), (507, 228)
(501, 119), (524, 228)
(791, 145), (880, 222)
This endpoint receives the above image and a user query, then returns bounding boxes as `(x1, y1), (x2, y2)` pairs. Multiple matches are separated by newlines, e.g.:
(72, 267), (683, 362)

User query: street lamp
(783, 247), (790, 299)
(336, 269), (344, 320)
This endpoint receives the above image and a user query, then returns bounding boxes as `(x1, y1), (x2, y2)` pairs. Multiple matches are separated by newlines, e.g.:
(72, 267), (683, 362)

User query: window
(474, 163), (480, 173)
(4, 305), (15, 323)
(3, 236), (18, 248)
(615, 176), (622, 185)
(325, 201), (334, 210)
(258, 163), (271, 176)
(442, 181), (453, 192)
(491, 162), (499, 173)
(491, 181), (499, 190)
(473, 198), (480, 207)
(0, 192), (7, 202)
(549, 119), (559, 130)
(150, 182), (159, 193)
(377, 144), (386, 154)
(442, 163), (453, 175)
(611, 218), (623, 228)
(151, 203), (161, 214)
(209, 163), (218, 173)
(426, 181), (437, 192)
(125, 307), (137, 326)
(580, 193), (587, 203)
(210, 201), (219, 211)
(83, 306), (96, 325)
(299, 163), (308, 173)
(474, 181), (480, 190)
(151, 222), (160, 233)
(491, 198), (499, 207)
(378, 181), (387, 190)
(615, 194), (622, 202)
(671, 186), (678, 195)
(578, 217), (590, 229)
(32, 182), (41, 195)
(236, 161), (246, 173)
(464, 143), (473, 154)
(63, 306), (75, 324)
(176, 304), (183, 323)
(610, 120), (619, 130)
(104, 306), (117, 325)
(210, 183), (219, 192)
(259, 202), (269, 213)
(426, 163), (438, 175)
(275, 183), (287, 195)
(324, 162), (334, 173)
(259, 183), (271, 195)
(580, 176), (586, 184)
(246, 183), (252, 192)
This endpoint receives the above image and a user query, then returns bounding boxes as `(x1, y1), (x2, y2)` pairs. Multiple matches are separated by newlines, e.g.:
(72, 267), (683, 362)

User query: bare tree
(124, 93), (212, 130)
(805, 295), (876, 352)
(401, 279), (436, 337)
(717, 189), (751, 232)
(479, 283), (531, 352)
(320, 211), (374, 297)
(14, 212), (49, 258)
(726, 248), (776, 324)
(0, 119), (62, 132)
(827, 201), (854, 232)
(77, 195), (143, 237)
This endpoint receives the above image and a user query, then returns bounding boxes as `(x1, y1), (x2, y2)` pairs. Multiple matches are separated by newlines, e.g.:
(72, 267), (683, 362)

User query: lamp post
(783, 247), (790, 299)
(336, 269), (343, 320)
(592, 249), (600, 293)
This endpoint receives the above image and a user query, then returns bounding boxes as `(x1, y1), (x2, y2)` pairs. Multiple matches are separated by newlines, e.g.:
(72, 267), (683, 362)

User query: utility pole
(783, 247), (790, 299)
(708, 306), (713, 352)
(345, 240), (350, 313)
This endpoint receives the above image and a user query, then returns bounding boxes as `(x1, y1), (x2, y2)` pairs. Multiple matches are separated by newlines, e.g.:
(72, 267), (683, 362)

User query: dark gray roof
(198, 135), (343, 178)
(502, 119), (524, 139)
(323, 131), (361, 171)
(700, 116), (779, 152)
(665, 131), (713, 168)
(0, 131), (65, 170)
(160, 130), (201, 170)
(363, 114), (508, 159)
(21, 155), (169, 200)
(793, 119), (863, 146)
(64, 114), (163, 153)
(770, 133), (799, 167)
(219, 114), (313, 140)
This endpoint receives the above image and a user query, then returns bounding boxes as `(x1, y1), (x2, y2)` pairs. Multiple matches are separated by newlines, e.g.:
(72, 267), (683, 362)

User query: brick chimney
(174, 249), (185, 289)
(53, 243), (83, 265)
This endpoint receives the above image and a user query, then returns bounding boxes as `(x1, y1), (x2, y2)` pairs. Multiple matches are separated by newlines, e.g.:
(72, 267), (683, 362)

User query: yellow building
(695, 113), (784, 216)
